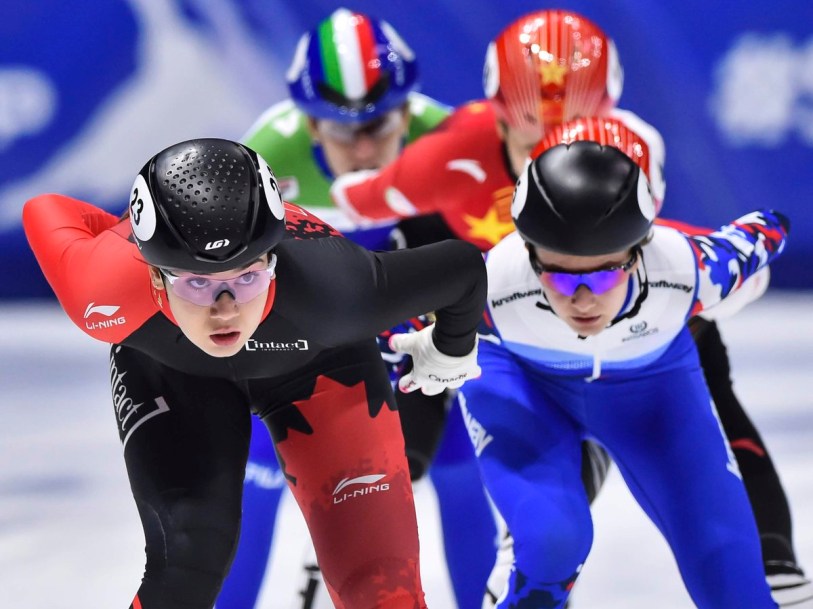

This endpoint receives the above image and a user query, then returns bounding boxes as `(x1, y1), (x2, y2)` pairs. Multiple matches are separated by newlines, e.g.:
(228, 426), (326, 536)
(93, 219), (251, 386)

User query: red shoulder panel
(23, 194), (161, 343)
(283, 201), (342, 239)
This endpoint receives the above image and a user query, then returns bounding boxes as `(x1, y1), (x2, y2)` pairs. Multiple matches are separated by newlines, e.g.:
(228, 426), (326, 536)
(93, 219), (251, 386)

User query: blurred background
(1, 2), (812, 608)
(2, 0), (812, 296)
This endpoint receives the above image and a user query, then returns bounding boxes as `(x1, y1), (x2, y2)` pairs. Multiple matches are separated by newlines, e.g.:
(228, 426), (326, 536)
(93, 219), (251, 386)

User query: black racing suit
(23, 194), (487, 609)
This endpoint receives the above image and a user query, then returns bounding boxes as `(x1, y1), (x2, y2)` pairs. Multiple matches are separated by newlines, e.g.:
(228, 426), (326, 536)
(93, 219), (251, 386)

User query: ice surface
(1, 293), (811, 608)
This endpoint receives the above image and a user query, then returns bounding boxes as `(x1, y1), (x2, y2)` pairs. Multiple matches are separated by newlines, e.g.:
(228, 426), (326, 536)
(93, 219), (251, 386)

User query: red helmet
(534, 113), (666, 213)
(484, 10), (623, 138)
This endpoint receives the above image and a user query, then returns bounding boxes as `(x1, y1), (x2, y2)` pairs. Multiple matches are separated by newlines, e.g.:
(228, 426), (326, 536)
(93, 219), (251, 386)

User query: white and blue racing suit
(460, 210), (788, 608)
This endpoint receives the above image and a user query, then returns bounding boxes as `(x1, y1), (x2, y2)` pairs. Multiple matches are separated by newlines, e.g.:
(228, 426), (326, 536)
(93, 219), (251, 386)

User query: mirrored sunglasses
(534, 249), (638, 297)
(316, 109), (403, 144)
(161, 254), (277, 306)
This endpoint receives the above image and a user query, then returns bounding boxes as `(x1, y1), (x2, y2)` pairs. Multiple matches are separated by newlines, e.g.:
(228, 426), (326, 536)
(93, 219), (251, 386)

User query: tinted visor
(535, 249), (637, 297)
(161, 255), (277, 306)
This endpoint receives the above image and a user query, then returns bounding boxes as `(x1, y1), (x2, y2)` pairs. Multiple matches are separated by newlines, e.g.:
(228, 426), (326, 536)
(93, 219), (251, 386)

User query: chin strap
(607, 252), (649, 328)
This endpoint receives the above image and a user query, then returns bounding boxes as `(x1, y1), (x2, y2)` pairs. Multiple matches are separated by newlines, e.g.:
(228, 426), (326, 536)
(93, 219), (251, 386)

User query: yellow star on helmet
(540, 61), (567, 86)
(463, 207), (515, 246)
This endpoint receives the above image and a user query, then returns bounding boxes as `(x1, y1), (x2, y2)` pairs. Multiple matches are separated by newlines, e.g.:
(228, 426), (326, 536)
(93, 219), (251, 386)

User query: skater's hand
(388, 324), (480, 395)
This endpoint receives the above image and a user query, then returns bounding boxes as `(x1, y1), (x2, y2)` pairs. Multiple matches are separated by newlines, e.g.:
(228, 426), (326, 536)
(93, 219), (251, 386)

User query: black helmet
(511, 141), (656, 256)
(129, 138), (286, 272)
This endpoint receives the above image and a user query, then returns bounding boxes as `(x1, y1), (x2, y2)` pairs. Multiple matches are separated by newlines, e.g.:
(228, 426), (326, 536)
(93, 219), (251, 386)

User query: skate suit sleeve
(329, 106), (485, 225)
(683, 209), (789, 317)
(330, 142), (444, 225)
(23, 194), (157, 343)
(697, 267), (770, 320)
(274, 237), (487, 356)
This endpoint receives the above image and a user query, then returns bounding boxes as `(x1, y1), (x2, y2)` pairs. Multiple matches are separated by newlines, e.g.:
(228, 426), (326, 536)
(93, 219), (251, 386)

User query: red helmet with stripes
(484, 10), (623, 139)
(534, 114), (666, 213)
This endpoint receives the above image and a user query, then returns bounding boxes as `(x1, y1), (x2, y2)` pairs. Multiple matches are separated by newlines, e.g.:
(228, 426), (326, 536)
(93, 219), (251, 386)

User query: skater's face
(150, 256), (272, 357)
(498, 121), (541, 178)
(309, 105), (410, 176)
(530, 245), (639, 336)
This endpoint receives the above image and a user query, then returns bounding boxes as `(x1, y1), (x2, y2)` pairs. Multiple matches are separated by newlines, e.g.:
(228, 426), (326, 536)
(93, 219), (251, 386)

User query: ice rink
(2, 291), (811, 609)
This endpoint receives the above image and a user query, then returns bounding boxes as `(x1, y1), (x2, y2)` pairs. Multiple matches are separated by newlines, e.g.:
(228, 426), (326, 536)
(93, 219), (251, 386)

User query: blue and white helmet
(286, 8), (419, 122)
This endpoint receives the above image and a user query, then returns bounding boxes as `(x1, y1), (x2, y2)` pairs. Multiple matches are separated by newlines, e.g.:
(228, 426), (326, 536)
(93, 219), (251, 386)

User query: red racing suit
(331, 101), (517, 252)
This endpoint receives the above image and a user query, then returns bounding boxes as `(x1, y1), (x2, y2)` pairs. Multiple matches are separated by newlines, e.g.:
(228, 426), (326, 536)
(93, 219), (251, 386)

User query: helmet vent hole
(137, 138), (285, 269)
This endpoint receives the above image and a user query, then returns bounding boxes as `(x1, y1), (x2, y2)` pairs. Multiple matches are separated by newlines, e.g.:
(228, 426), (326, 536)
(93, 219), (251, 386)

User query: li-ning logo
(244, 339), (309, 352)
(84, 302), (126, 330)
(205, 238), (230, 250)
(332, 474), (390, 504)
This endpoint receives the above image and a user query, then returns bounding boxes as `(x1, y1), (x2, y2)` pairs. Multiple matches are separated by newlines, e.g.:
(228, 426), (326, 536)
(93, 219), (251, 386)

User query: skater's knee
(517, 527), (589, 580)
(512, 499), (592, 579)
(331, 557), (426, 609)
(143, 496), (241, 602)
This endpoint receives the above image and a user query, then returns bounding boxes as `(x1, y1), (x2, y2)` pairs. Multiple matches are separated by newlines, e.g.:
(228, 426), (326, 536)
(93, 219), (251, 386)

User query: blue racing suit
(460, 211), (788, 608)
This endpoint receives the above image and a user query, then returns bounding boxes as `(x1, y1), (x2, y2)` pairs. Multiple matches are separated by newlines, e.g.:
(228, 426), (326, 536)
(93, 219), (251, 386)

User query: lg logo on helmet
(205, 239), (230, 250)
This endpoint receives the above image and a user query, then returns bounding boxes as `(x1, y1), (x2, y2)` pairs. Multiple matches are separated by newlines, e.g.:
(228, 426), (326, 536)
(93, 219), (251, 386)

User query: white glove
(388, 324), (481, 396)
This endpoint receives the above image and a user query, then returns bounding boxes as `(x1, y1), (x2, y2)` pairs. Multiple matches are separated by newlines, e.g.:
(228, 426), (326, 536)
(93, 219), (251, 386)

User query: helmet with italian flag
(287, 8), (419, 122)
